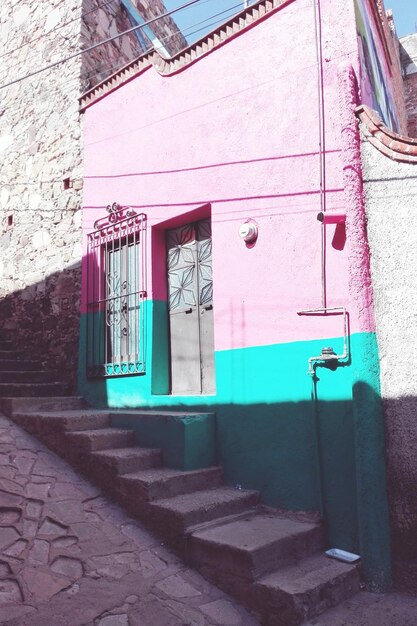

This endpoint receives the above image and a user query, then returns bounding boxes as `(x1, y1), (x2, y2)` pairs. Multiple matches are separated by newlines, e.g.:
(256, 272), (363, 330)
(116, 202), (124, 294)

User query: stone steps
(3, 399), (360, 625)
(0, 359), (42, 371)
(189, 512), (325, 581)
(118, 466), (223, 502)
(92, 446), (162, 476)
(149, 487), (260, 536)
(0, 382), (69, 397)
(253, 554), (360, 626)
(65, 427), (136, 452)
(0, 349), (24, 359)
(0, 370), (55, 383)
(13, 409), (112, 432)
(1, 395), (87, 416)
(0, 340), (13, 350)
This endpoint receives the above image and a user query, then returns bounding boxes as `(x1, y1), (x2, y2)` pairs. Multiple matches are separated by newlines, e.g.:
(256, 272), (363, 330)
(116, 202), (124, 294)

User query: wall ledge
(79, 0), (294, 112)
(356, 104), (417, 163)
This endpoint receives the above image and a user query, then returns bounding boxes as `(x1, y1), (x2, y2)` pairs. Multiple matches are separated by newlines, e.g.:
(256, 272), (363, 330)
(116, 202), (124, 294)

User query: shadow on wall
(1, 257), (416, 592)
(0, 262), (81, 389)
(382, 395), (417, 592)
(107, 383), (417, 592)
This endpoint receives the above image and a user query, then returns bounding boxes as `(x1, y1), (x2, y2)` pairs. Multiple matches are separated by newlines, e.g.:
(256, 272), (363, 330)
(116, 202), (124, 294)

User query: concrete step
(0, 341), (14, 350)
(149, 487), (260, 536)
(13, 410), (111, 433)
(0, 350), (24, 359)
(119, 466), (223, 502)
(65, 428), (136, 453)
(0, 382), (69, 397)
(0, 359), (42, 371)
(253, 554), (360, 626)
(0, 396), (87, 416)
(189, 512), (324, 582)
(110, 409), (216, 471)
(91, 446), (162, 475)
(0, 370), (55, 383)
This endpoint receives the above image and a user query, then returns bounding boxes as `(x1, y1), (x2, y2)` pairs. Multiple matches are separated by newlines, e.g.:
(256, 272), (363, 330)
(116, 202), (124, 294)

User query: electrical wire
(0, 41), (357, 190)
(0, 0), (253, 117)
(0, 0), (119, 61)
(312, 0), (327, 309)
(0, 0), (262, 178)
(0, 0), (222, 81)
(80, 1), (246, 86)
(0, 0), (201, 91)
(0, 1), (250, 191)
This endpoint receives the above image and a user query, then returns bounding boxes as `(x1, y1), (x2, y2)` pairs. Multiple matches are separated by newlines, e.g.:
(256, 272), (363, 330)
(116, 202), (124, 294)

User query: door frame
(150, 204), (214, 396)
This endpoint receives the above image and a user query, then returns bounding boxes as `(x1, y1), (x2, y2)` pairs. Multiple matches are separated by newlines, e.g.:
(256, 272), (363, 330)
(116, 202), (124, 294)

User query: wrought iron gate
(86, 204), (147, 378)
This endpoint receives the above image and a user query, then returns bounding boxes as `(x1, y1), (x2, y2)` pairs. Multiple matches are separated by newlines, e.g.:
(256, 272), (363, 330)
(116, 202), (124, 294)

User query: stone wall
(0, 0), (85, 386)
(377, 3), (408, 134)
(400, 33), (417, 137)
(0, 1), (185, 388)
(81, 0), (188, 90)
(360, 124), (417, 590)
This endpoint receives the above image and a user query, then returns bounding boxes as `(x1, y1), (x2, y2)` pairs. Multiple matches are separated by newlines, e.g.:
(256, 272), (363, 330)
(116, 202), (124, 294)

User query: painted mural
(355, 0), (400, 132)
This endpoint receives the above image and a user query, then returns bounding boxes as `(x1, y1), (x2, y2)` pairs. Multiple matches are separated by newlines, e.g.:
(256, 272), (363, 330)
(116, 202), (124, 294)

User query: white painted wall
(361, 129), (417, 582)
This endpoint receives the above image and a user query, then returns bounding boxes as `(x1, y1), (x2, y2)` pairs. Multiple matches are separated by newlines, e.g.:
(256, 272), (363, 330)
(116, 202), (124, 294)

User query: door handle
(203, 304), (213, 311)
(184, 308), (193, 314)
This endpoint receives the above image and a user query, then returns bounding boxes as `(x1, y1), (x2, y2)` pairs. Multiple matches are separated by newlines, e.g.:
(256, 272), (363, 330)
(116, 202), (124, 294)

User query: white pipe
(313, 0), (327, 309)
(297, 307), (349, 375)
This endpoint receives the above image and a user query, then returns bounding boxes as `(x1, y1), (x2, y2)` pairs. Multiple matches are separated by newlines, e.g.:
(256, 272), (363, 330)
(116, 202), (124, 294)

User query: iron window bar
(86, 203), (147, 378)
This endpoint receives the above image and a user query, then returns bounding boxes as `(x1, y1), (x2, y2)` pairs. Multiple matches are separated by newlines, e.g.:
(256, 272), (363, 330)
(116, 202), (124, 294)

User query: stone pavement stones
(200, 599), (244, 626)
(155, 574), (203, 599)
(0, 413), (259, 626)
(2, 412), (417, 626)
(97, 615), (129, 626)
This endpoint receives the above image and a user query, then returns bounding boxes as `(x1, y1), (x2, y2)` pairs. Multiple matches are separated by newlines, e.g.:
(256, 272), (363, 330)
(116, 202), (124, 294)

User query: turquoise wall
(78, 306), (390, 588)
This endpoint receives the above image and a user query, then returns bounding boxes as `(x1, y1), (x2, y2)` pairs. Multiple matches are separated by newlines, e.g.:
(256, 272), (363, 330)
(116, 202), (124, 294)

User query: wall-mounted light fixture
(239, 220), (258, 244)
(317, 211), (346, 225)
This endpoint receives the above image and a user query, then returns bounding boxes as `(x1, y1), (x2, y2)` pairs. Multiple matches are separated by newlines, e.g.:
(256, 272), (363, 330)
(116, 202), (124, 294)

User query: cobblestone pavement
(0, 414), (259, 626)
(2, 413), (417, 626)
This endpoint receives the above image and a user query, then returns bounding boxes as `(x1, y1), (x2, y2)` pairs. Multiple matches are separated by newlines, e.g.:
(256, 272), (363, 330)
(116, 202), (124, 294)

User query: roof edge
(356, 104), (417, 163)
(80, 0), (294, 111)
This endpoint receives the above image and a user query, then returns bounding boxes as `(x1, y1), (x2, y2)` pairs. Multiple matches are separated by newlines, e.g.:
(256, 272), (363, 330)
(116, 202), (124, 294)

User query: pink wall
(82, 0), (371, 352)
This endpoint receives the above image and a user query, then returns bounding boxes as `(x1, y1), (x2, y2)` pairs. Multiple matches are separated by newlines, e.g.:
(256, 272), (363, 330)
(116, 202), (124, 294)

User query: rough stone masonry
(400, 32), (417, 137)
(0, 0), (185, 388)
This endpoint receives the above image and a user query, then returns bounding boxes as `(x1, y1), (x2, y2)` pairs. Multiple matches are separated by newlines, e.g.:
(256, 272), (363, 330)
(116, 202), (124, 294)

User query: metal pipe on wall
(313, 0), (327, 308)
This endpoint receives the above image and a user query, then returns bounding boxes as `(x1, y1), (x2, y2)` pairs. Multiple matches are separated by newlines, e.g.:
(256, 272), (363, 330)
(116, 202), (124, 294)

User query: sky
(385, 0), (417, 37)
(165, 0), (417, 44)
(164, 0), (256, 45)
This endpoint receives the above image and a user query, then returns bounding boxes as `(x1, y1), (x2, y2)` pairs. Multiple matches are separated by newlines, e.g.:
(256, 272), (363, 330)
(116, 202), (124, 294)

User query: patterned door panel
(166, 219), (215, 394)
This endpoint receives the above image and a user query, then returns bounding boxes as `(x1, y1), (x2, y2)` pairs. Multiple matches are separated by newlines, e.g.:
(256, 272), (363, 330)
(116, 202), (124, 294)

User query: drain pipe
(313, 0), (327, 309)
(301, 2), (349, 376)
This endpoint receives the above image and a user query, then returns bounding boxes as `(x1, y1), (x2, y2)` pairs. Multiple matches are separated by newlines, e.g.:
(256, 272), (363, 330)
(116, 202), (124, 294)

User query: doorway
(166, 218), (215, 394)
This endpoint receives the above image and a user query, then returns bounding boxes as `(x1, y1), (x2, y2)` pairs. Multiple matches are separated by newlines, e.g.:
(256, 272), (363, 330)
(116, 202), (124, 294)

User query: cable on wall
(0, 0), (201, 92)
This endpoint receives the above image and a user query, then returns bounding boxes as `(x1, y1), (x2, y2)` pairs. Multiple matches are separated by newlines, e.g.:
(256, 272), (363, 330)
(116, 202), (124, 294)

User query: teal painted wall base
(78, 311), (391, 589)
(110, 410), (216, 470)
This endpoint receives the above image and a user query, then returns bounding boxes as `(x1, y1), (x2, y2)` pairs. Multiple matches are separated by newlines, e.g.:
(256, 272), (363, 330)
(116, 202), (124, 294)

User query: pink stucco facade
(82, 0), (371, 348)
(79, 0), (399, 588)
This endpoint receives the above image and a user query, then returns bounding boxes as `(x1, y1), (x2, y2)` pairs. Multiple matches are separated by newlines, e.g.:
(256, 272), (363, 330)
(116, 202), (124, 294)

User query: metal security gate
(86, 204), (147, 378)
(167, 218), (215, 394)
